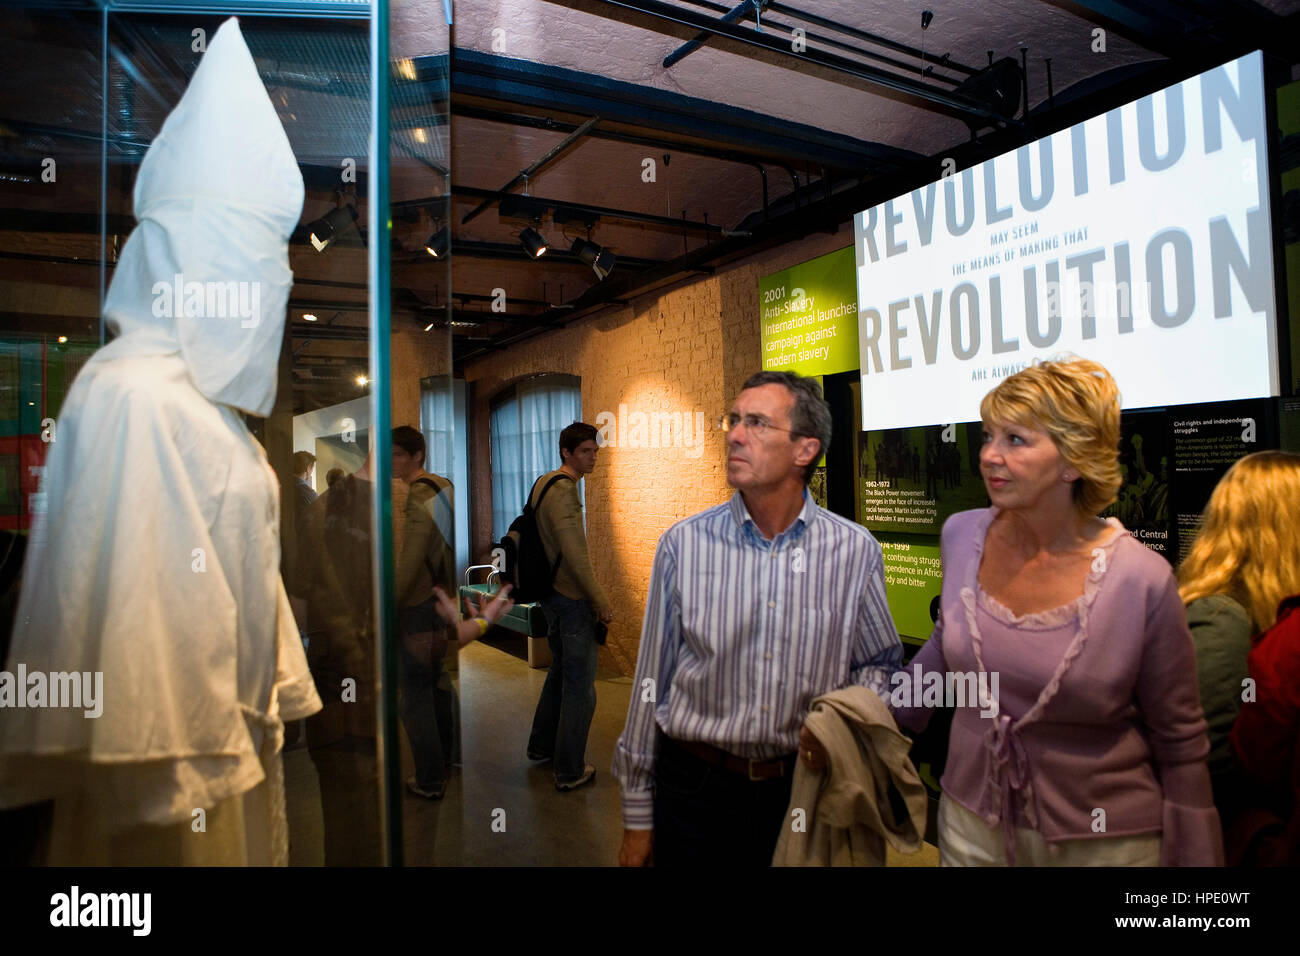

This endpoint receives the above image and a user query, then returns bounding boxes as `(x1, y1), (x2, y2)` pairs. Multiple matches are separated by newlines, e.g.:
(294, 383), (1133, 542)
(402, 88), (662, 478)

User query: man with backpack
(524, 421), (611, 791)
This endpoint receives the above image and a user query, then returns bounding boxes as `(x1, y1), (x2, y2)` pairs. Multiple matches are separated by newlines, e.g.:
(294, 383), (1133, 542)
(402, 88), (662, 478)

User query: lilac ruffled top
(894, 508), (1223, 866)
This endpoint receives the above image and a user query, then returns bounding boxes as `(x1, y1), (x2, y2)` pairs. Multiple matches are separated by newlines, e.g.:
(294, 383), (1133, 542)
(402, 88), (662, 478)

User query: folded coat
(773, 685), (929, 866)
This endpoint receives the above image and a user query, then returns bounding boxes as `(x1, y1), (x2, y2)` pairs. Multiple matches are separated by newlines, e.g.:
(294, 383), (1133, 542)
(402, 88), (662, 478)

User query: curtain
(419, 380), (458, 578)
(490, 375), (581, 541)
(419, 380), (454, 478)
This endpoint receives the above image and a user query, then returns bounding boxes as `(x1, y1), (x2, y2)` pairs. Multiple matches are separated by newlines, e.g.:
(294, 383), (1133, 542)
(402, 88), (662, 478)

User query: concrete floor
(286, 633), (939, 867)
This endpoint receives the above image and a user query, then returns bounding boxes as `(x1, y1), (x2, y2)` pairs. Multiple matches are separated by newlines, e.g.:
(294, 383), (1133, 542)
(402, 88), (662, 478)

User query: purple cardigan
(894, 508), (1223, 866)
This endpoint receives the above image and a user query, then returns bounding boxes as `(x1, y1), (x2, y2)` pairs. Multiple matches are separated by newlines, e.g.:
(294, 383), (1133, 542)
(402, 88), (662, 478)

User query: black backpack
(495, 473), (572, 603)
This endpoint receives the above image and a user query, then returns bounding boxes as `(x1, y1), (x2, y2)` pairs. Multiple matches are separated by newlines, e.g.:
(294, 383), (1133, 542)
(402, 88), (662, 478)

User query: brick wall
(463, 230), (849, 675)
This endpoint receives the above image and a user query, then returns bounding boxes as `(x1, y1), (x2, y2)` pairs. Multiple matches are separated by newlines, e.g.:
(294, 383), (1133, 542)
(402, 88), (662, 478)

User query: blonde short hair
(979, 357), (1122, 518)
(1178, 450), (1300, 632)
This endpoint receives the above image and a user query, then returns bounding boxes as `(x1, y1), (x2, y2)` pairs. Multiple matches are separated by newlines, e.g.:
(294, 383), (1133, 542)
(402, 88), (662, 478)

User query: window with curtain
(420, 377), (468, 576)
(490, 373), (581, 541)
(419, 378), (454, 478)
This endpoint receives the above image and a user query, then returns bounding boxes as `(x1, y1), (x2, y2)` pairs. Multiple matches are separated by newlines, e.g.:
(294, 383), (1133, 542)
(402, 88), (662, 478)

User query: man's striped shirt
(613, 491), (903, 829)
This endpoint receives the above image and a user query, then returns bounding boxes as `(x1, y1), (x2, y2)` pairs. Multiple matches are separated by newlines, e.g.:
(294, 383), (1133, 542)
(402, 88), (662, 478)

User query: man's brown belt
(666, 736), (798, 782)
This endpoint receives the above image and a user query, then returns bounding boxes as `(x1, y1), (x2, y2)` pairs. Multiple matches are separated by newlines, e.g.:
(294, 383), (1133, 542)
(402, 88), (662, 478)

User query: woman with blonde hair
(1178, 451), (1300, 820)
(892, 357), (1222, 866)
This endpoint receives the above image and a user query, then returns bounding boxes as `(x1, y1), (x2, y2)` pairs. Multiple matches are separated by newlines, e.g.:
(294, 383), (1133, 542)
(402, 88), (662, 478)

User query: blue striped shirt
(612, 490), (903, 829)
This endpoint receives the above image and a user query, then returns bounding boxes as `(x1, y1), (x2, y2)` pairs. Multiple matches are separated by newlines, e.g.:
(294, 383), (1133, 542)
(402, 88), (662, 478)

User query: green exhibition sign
(875, 532), (943, 645)
(759, 246), (859, 376)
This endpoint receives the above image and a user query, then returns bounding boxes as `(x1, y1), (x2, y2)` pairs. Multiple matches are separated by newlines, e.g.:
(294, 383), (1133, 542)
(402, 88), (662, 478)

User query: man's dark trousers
(527, 592), (599, 783)
(651, 732), (795, 867)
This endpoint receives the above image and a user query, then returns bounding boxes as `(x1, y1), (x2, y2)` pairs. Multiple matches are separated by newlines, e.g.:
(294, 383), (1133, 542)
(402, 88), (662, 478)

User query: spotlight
(591, 247), (615, 280)
(571, 237), (598, 265)
(423, 323), (435, 332)
(307, 204), (358, 252)
(424, 227), (449, 258)
(356, 375), (369, 387)
(302, 313), (318, 322)
(57, 335), (68, 343)
(519, 226), (549, 258)
(921, 10), (933, 29)
(571, 238), (615, 280)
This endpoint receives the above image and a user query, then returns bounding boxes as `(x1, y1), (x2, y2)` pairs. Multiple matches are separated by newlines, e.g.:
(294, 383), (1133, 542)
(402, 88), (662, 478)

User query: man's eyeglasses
(717, 413), (799, 438)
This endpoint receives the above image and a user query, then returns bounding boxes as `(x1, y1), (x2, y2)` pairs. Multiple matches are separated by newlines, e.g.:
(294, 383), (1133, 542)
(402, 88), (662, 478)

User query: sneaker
(406, 776), (446, 800)
(526, 749), (553, 762)
(555, 764), (596, 792)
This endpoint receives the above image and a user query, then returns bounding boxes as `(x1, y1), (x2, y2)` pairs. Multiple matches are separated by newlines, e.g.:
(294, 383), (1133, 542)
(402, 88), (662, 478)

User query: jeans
(652, 733), (794, 867)
(527, 592), (598, 782)
(398, 599), (454, 791)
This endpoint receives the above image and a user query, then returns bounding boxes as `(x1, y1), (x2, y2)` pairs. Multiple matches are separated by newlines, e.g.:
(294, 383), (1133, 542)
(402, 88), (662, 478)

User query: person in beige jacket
(526, 422), (612, 791)
(773, 685), (929, 866)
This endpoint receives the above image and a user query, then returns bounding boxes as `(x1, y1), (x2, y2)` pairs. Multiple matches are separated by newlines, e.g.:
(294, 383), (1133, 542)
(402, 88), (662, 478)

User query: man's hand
(798, 725), (828, 773)
(467, 583), (515, 625)
(598, 605), (614, 624)
(619, 828), (653, 867)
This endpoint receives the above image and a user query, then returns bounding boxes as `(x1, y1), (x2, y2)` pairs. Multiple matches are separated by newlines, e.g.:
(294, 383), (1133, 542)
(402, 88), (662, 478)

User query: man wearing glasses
(613, 370), (903, 866)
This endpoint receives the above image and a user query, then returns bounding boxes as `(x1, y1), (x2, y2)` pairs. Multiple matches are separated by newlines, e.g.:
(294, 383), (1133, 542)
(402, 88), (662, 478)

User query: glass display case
(0, 0), (453, 866)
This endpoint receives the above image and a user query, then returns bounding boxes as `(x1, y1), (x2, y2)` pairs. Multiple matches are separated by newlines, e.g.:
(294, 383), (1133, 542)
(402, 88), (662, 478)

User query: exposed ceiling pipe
(575, 0), (1019, 128)
(447, 185), (721, 234)
(768, 2), (980, 75)
(577, 0), (1013, 128)
(675, 0), (969, 84)
(664, 0), (758, 69)
(460, 115), (601, 224)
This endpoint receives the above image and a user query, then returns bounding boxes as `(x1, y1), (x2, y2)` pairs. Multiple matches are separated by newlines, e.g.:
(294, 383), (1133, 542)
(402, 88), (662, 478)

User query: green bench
(461, 566), (552, 669)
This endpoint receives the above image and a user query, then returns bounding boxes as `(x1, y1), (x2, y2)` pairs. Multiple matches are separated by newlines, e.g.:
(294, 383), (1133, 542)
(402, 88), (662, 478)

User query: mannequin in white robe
(0, 18), (321, 865)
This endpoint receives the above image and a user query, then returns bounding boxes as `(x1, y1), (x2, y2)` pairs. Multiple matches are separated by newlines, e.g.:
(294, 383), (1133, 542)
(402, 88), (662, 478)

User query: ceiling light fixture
(425, 226), (450, 258)
(302, 313), (318, 322)
(356, 375), (369, 387)
(519, 226), (549, 259)
(571, 237), (615, 280)
(307, 204), (358, 252)
(423, 322), (435, 332)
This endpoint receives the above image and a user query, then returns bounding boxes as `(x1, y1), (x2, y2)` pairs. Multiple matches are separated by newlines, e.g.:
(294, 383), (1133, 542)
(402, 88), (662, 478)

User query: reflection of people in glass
(298, 449), (381, 865)
(392, 425), (457, 800)
(1177, 451), (1300, 842)
(893, 358), (1221, 866)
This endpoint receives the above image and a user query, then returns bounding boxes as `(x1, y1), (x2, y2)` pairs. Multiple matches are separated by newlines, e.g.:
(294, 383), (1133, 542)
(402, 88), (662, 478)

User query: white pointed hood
(103, 17), (304, 418)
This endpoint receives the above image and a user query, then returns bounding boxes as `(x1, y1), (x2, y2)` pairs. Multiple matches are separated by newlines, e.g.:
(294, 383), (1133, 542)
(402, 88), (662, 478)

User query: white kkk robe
(0, 18), (321, 865)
